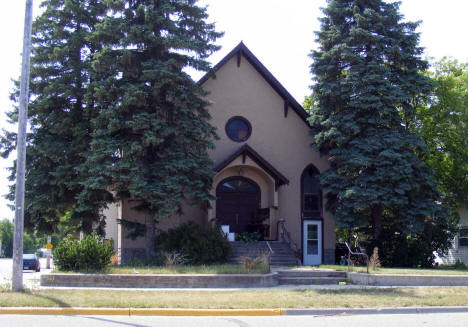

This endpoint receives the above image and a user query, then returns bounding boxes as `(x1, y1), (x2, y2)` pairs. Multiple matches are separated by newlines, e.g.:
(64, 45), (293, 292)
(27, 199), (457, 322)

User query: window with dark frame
(225, 116), (251, 142)
(219, 178), (257, 193)
(302, 166), (321, 217)
(460, 227), (468, 247)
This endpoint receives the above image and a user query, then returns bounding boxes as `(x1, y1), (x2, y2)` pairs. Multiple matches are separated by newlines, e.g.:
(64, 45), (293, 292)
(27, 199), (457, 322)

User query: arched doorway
(216, 176), (261, 233)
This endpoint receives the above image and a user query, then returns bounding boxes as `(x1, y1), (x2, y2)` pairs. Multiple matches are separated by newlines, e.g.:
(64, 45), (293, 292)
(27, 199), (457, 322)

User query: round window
(225, 116), (251, 142)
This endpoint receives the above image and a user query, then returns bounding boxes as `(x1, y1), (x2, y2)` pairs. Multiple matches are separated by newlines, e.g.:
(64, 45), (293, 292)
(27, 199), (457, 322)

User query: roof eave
(213, 144), (289, 188)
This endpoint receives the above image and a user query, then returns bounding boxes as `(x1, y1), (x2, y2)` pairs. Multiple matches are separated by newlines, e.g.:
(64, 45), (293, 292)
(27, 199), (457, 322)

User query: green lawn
(54, 263), (270, 275)
(298, 265), (468, 275)
(1, 287), (468, 308)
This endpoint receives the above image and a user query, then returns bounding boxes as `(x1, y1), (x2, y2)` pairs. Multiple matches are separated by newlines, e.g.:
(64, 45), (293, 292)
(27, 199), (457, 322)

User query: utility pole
(12, 0), (33, 292)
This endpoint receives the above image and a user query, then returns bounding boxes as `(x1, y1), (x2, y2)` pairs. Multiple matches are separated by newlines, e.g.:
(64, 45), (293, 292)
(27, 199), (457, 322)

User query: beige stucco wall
(120, 199), (146, 250)
(119, 198), (206, 250)
(102, 202), (119, 252)
(202, 53), (335, 261)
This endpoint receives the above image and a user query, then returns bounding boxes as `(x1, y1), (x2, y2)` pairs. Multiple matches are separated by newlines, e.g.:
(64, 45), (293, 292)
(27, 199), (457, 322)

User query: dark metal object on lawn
(345, 241), (369, 274)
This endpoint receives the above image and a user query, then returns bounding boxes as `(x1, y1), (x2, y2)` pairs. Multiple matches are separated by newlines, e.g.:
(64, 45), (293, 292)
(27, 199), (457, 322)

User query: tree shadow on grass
(294, 287), (422, 298)
(23, 290), (72, 307)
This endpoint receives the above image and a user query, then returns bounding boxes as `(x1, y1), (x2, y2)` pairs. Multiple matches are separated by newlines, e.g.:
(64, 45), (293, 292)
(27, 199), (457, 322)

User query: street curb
(130, 308), (284, 316)
(285, 306), (468, 316)
(0, 308), (130, 315)
(0, 307), (284, 316)
(1, 306), (468, 316)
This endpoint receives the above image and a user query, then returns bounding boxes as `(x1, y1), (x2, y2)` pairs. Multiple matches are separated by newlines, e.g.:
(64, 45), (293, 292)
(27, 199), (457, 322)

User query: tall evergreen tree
(309, 0), (455, 261)
(82, 0), (222, 257)
(0, 0), (108, 234)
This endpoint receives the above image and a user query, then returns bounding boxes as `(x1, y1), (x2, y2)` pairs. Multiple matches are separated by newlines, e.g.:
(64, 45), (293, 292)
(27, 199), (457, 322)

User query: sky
(1, 0), (468, 220)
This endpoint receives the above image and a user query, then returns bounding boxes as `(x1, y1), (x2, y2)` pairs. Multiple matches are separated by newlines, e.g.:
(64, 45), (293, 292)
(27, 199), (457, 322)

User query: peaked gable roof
(199, 42), (310, 126)
(213, 144), (289, 189)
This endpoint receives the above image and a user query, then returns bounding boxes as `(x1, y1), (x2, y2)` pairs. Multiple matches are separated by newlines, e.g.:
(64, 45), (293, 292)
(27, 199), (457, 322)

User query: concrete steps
(228, 241), (299, 266)
(277, 270), (347, 285)
(277, 270), (347, 278)
(278, 276), (346, 285)
(228, 242), (269, 263)
(268, 241), (299, 266)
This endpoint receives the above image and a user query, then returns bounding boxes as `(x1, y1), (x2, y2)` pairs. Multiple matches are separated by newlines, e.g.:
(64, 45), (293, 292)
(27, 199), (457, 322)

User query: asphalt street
(0, 257), (52, 289)
(1, 313), (468, 327)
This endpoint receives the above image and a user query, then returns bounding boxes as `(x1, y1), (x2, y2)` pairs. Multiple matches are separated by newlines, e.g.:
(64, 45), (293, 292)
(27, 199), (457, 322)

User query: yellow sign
(45, 242), (53, 249)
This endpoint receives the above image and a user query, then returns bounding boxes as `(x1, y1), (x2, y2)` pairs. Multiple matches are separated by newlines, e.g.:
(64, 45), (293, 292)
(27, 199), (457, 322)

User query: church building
(104, 42), (336, 265)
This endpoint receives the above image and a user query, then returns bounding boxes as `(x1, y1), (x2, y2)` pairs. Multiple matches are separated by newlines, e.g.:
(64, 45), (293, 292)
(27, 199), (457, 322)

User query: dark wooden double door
(216, 177), (260, 233)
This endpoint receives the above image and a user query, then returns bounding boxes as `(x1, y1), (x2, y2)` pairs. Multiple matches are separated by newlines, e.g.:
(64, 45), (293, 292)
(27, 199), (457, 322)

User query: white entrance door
(303, 220), (322, 265)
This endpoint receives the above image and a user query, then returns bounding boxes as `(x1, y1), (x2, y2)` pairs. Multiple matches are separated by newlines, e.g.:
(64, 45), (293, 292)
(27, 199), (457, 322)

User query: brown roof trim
(198, 41), (310, 127)
(213, 144), (289, 189)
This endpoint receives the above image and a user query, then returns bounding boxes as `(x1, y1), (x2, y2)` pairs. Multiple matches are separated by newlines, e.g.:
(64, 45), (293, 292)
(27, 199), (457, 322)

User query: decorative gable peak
(199, 42), (310, 127)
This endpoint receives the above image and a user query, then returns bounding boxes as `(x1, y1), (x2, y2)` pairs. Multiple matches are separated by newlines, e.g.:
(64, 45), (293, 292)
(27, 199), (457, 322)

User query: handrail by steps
(265, 241), (274, 254)
(265, 241), (274, 272)
(277, 219), (301, 265)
